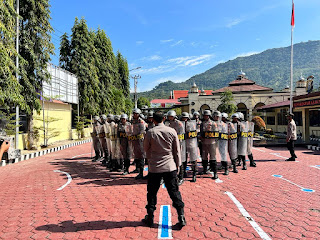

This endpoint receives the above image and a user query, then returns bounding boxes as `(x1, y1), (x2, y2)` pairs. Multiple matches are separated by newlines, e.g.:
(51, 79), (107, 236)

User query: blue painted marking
(186, 166), (191, 171)
(272, 175), (283, 178)
(144, 167), (148, 171)
(161, 206), (169, 238)
(316, 165), (320, 167)
(302, 188), (315, 192)
(162, 183), (166, 189)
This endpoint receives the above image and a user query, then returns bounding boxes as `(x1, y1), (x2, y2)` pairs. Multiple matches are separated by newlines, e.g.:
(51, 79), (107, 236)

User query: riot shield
(228, 122), (238, 160)
(237, 121), (248, 156)
(247, 121), (254, 155)
(185, 120), (198, 162)
(218, 121), (228, 162)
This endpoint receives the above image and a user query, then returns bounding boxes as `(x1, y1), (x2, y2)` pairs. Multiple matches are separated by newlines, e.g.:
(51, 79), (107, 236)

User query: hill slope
(138, 40), (320, 99)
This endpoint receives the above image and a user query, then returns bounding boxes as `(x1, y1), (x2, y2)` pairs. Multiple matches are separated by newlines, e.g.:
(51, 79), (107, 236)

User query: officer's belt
(248, 132), (253, 137)
(228, 133), (237, 140)
(98, 132), (106, 138)
(219, 133), (228, 140)
(204, 131), (220, 138)
(185, 131), (197, 139)
(128, 133), (144, 141)
(110, 135), (117, 141)
(178, 134), (185, 140)
(118, 131), (127, 138)
(90, 132), (97, 137)
(240, 132), (248, 138)
(106, 133), (110, 138)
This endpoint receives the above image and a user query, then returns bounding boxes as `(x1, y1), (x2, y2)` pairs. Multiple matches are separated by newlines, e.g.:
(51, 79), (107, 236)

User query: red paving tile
(0, 143), (319, 239)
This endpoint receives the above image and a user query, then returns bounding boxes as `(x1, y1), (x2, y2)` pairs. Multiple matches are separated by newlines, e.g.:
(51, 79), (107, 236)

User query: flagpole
(289, 0), (294, 114)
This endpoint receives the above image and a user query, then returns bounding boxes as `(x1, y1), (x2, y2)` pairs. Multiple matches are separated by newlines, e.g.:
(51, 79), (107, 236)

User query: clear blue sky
(49, 0), (320, 92)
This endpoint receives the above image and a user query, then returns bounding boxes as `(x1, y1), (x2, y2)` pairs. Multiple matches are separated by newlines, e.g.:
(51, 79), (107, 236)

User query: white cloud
(232, 51), (260, 59)
(167, 54), (214, 66)
(155, 76), (187, 84)
(160, 39), (174, 44)
(140, 55), (162, 61)
(226, 17), (245, 28)
(136, 41), (144, 45)
(171, 40), (183, 47)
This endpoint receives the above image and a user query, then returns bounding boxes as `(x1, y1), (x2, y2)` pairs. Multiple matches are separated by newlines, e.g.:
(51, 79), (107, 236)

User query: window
(293, 111), (302, 126)
(266, 116), (275, 125)
(277, 109), (287, 125)
(310, 110), (320, 127)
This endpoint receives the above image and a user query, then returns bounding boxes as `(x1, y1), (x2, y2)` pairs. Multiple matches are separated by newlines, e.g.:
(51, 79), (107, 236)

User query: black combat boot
(117, 159), (124, 172)
(210, 160), (218, 179)
(183, 161), (188, 178)
(142, 209), (154, 227)
(231, 159), (238, 173)
(131, 159), (139, 173)
(248, 154), (256, 167)
(191, 163), (197, 182)
(222, 161), (229, 175)
(177, 208), (186, 229)
(200, 160), (208, 175)
(177, 165), (184, 186)
(242, 156), (247, 170)
(135, 159), (144, 179)
(237, 156), (242, 166)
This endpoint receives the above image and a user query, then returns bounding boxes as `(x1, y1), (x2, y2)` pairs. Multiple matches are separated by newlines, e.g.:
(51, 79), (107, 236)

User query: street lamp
(129, 67), (142, 109)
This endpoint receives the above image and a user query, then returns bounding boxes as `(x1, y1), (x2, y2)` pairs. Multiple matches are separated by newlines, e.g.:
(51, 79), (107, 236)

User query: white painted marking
(310, 165), (320, 170)
(270, 153), (287, 159)
(225, 191), (272, 240)
(71, 153), (92, 159)
(162, 183), (166, 188)
(210, 173), (223, 183)
(53, 170), (72, 190)
(272, 175), (315, 192)
(158, 205), (172, 239)
(253, 147), (265, 152)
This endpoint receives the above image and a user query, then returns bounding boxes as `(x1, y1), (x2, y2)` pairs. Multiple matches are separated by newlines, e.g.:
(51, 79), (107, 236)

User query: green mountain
(138, 40), (320, 99)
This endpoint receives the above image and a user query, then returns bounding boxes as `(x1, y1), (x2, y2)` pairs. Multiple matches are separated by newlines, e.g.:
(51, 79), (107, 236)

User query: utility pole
(15, 0), (20, 149)
(132, 75), (141, 108)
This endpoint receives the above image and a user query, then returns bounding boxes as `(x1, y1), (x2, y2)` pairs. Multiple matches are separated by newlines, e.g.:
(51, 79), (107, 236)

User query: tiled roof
(229, 78), (255, 85)
(150, 99), (181, 104)
(256, 100), (290, 110)
(172, 90), (212, 99)
(212, 84), (272, 94)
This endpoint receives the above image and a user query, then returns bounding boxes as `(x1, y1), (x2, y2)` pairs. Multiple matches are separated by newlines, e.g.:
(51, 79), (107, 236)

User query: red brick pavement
(0, 143), (319, 239)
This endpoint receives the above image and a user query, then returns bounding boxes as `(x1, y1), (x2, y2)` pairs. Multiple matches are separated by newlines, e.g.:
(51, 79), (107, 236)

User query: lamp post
(129, 67), (141, 109)
(15, 0), (20, 149)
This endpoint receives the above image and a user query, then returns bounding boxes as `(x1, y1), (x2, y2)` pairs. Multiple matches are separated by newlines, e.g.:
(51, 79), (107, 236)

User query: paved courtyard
(0, 142), (319, 239)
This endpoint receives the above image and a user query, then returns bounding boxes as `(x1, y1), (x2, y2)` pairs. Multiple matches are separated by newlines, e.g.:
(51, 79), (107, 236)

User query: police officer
(219, 112), (229, 175)
(228, 113), (239, 173)
(91, 116), (103, 162)
(181, 112), (198, 183)
(105, 114), (113, 169)
(113, 115), (123, 171)
(167, 110), (186, 185)
(200, 110), (219, 179)
(131, 108), (146, 179)
(247, 118), (257, 167)
(109, 115), (118, 171)
(118, 114), (132, 175)
(100, 115), (109, 166)
(237, 112), (248, 170)
(193, 111), (202, 161)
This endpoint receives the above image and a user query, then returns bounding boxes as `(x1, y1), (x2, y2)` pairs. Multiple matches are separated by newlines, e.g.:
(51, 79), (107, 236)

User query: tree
(0, 0), (25, 109)
(116, 51), (130, 97)
(19, 0), (54, 149)
(70, 17), (100, 116)
(59, 32), (71, 71)
(137, 97), (150, 109)
(217, 89), (237, 115)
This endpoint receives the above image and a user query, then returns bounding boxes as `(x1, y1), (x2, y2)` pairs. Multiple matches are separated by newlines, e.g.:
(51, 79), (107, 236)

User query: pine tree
(116, 51), (130, 98)
(59, 32), (71, 71)
(70, 17), (100, 116)
(19, 0), (54, 149)
(0, 0), (24, 109)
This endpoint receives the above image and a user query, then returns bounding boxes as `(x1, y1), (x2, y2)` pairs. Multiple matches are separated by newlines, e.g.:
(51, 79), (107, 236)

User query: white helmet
(132, 108), (141, 114)
(167, 110), (177, 117)
(120, 114), (128, 120)
(238, 112), (244, 121)
(221, 113), (228, 119)
(231, 113), (240, 119)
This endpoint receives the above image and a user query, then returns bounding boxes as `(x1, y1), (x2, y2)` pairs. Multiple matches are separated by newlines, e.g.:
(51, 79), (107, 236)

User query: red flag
(291, 2), (295, 27)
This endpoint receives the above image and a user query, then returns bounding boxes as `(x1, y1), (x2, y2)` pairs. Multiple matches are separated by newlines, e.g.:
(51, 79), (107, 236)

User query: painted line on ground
(71, 152), (92, 159)
(310, 165), (320, 170)
(272, 175), (315, 192)
(225, 191), (272, 240)
(162, 183), (166, 189)
(158, 205), (172, 239)
(210, 172), (223, 183)
(253, 147), (266, 152)
(53, 170), (72, 190)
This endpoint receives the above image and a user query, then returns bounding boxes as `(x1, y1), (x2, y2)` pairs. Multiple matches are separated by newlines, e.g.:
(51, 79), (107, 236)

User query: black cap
(286, 113), (294, 117)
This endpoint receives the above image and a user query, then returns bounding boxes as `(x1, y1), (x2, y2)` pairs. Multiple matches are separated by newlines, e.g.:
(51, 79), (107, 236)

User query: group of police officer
(91, 108), (256, 183)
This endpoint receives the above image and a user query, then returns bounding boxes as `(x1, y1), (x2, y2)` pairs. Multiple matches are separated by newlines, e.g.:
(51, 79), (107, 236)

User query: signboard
(293, 98), (320, 108)
(43, 64), (78, 104)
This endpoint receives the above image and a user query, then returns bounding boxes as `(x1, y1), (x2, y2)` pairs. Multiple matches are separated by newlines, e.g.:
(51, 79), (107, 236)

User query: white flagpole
(289, 0), (294, 114)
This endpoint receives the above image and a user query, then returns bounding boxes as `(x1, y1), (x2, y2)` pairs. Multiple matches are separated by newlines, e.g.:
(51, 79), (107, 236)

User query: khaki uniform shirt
(143, 123), (181, 173)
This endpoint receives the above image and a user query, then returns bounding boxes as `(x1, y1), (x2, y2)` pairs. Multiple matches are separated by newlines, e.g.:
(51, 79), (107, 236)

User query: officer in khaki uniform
(91, 116), (103, 162)
(118, 114), (132, 175)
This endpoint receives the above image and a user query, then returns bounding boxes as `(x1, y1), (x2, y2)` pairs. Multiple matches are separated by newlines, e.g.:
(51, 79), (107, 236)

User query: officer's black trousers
(287, 140), (297, 159)
(146, 170), (184, 214)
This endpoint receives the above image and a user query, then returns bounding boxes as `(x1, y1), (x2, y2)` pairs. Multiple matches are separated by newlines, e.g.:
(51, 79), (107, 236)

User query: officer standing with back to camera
(99, 115), (109, 167)
(91, 116), (103, 162)
(118, 114), (132, 175)
(131, 108), (146, 179)
(192, 111), (202, 161)
(166, 110), (186, 185)
(228, 113), (239, 173)
(143, 111), (186, 229)
(219, 112), (230, 175)
(237, 112), (248, 170)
